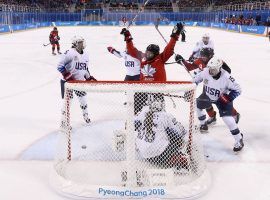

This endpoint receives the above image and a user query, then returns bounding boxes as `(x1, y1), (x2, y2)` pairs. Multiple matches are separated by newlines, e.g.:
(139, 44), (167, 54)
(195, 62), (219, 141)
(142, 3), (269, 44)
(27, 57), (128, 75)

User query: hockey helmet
(207, 57), (223, 76)
(71, 36), (86, 51)
(53, 27), (58, 31)
(202, 33), (210, 44)
(200, 48), (214, 59)
(145, 44), (160, 60)
(147, 93), (165, 112)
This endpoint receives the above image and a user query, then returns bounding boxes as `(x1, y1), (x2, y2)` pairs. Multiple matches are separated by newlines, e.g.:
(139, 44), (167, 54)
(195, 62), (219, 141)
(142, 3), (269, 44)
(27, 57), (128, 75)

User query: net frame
(51, 81), (210, 199)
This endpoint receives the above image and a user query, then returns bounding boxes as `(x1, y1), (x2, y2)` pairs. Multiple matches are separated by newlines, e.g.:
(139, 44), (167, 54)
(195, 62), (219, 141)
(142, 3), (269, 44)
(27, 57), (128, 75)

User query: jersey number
(229, 76), (235, 83)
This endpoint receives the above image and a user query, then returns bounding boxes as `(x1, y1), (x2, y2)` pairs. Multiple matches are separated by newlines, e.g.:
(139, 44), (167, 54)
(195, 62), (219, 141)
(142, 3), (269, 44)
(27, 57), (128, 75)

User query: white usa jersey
(135, 106), (186, 159)
(57, 48), (91, 81)
(193, 68), (241, 102)
(193, 40), (214, 58)
(113, 51), (141, 76)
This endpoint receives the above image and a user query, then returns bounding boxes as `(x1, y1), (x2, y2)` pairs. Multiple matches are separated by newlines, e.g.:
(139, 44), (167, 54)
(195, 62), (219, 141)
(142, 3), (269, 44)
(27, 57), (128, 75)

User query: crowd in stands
(0, 0), (270, 26)
(175, 0), (211, 11)
(107, 2), (139, 12)
(214, 0), (269, 6)
(223, 15), (257, 25)
(223, 13), (270, 26)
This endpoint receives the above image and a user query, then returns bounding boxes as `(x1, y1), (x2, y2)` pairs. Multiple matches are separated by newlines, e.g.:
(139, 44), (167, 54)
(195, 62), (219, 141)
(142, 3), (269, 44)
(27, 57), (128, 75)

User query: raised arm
(160, 23), (183, 62)
(120, 28), (144, 60)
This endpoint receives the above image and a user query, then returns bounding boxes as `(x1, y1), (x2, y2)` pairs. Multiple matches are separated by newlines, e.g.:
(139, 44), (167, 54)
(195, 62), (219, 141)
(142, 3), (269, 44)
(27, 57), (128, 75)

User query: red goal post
(51, 81), (210, 199)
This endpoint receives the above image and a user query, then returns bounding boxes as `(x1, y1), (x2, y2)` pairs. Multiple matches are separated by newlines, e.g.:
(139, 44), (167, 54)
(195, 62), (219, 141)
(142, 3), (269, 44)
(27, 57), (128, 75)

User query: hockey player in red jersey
(120, 22), (184, 82)
(175, 48), (240, 129)
(120, 23), (183, 114)
(49, 27), (61, 55)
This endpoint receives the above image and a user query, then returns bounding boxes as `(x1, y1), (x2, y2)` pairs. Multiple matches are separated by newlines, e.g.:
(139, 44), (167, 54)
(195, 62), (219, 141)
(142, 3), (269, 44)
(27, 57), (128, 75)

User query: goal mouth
(52, 81), (210, 199)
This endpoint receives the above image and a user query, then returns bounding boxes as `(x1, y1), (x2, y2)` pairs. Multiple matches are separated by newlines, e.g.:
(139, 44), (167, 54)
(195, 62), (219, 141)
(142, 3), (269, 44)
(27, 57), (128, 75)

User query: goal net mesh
(51, 81), (210, 199)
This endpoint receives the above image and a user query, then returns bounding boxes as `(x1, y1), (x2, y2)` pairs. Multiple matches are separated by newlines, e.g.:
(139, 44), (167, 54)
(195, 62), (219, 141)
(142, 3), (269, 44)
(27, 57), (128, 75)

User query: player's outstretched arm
(120, 28), (143, 60)
(161, 22), (183, 62)
(107, 46), (122, 58)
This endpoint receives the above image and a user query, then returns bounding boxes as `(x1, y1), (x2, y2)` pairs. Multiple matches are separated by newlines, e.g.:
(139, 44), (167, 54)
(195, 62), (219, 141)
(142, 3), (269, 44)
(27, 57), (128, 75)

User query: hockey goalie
(134, 94), (189, 170)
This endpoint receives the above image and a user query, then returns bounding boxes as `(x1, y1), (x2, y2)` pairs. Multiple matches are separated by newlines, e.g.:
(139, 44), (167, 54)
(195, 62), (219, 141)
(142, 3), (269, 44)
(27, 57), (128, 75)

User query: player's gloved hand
(86, 76), (97, 81)
(57, 36), (60, 40)
(120, 28), (132, 42)
(107, 46), (115, 53)
(171, 22), (184, 39)
(218, 94), (231, 104)
(188, 55), (194, 62)
(62, 71), (73, 81)
(175, 54), (185, 64)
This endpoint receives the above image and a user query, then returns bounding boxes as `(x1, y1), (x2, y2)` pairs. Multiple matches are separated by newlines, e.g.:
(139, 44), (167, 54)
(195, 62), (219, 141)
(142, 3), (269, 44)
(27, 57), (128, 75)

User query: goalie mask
(147, 93), (164, 112)
(71, 36), (86, 52)
(207, 57), (223, 76)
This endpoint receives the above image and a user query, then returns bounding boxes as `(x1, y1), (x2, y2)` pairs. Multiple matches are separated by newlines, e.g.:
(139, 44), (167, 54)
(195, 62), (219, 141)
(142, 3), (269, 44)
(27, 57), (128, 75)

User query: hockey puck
(81, 145), (87, 149)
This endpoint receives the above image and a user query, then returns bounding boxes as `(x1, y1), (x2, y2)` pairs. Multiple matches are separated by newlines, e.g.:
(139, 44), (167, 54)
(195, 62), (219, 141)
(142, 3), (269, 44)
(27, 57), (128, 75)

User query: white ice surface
(0, 26), (270, 200)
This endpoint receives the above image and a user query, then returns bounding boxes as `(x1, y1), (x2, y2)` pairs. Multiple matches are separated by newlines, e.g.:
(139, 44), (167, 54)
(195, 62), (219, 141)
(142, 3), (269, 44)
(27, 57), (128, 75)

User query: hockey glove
(62, 71), (73, 81)
(86, 76), (97, 81)
(57, 36), (60, 40)
(188, 55), (195, 62)
(171, 22), (184, 39)
(107, 46), (115, 54)
(120, 28), (133, 42)
(175, 54), (185, 64)
(219, 94), (231, 104)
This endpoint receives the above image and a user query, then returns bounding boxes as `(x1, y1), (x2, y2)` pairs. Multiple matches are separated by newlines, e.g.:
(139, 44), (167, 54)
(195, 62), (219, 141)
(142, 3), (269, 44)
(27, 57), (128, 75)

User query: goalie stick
(154, 20), (193, 78)
(126, 0), (150, 30)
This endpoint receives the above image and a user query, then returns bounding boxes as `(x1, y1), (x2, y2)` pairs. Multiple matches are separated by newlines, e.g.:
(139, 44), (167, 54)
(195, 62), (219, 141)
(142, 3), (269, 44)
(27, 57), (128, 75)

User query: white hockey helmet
(147, 93), (164, 112)
(207, 57), (223, 76)
(202, 33), (210, 44)
(71, 36), (86, 50)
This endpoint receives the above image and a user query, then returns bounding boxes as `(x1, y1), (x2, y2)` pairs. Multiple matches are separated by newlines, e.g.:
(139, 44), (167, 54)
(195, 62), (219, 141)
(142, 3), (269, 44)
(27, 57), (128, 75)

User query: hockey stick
(43, 43), (50, 47)
(126, 0), (150, 30)
(165, 61), (178, 65)
(154, 21), (193, 78)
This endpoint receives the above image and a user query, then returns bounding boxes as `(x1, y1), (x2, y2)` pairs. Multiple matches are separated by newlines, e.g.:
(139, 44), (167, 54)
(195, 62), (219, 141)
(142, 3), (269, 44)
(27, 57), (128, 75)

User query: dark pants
(197, 92), (233, 117)
(124, 74), (140, 81)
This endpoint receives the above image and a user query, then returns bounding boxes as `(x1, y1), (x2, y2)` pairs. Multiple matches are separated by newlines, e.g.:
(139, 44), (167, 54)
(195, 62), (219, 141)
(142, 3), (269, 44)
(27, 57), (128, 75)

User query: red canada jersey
(183, 58), (206, 72)
(126, 37), (177, 82)
(49, 31), (59, 42)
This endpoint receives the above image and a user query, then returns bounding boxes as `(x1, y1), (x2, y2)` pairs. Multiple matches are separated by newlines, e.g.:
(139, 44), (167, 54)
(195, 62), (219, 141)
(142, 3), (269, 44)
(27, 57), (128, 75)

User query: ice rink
(0, 25), (270, 200)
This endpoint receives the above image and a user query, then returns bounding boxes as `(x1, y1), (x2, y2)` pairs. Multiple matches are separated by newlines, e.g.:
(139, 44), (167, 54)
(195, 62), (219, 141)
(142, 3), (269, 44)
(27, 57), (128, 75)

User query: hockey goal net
(51, 81), (210, 199)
